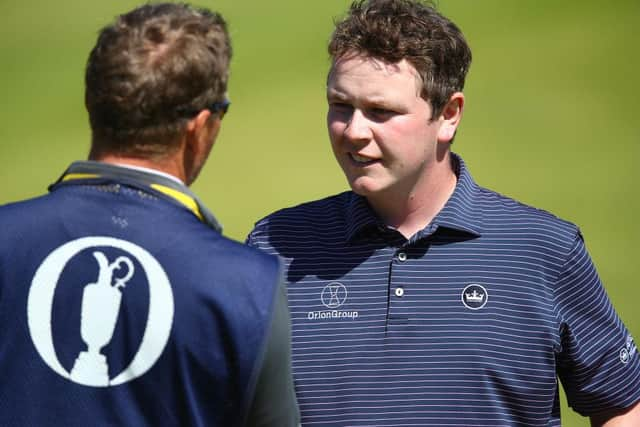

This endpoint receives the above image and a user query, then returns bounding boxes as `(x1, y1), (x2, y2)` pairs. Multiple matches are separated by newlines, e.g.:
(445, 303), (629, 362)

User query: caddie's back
(0, 3), (292, 426)
(0, 182), (282, 426)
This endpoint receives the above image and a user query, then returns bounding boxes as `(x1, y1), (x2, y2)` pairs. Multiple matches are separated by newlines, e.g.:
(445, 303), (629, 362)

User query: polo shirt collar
(427, 153), (483, 237)
(344, 192), (384, 242)
(345, 152), (483, 242)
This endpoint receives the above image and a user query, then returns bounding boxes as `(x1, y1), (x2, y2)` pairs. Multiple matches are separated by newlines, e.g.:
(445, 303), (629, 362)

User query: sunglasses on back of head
(178, 98), (231, 119)
(207, 99), (230, 119)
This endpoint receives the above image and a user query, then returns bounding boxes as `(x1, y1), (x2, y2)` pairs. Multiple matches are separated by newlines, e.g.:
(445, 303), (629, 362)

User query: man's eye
(368, 107), (396, 119)
(330, 102), (352, 111)
(372, 108), (388, 114)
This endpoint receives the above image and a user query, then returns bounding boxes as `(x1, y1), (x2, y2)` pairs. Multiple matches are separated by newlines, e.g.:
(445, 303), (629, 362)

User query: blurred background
(1, 0), (638, 424)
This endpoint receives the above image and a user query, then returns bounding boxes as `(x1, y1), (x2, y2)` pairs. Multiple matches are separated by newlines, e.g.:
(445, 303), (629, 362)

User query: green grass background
(1, 0), (638, 424)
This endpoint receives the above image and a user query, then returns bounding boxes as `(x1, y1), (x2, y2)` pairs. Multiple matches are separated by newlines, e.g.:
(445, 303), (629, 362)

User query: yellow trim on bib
(62, 173), (100, 181)
(150, 184), (204, 221)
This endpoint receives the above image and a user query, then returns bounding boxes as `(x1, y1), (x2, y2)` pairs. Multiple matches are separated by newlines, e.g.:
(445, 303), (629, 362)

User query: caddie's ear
(183, 109), (221, 185)
(186, 109), (222, 149)
(437, 92), (464, 143)
(186, 109), (214, 136)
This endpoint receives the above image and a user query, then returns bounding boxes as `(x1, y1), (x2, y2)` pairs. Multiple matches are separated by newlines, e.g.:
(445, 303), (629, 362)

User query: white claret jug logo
(28, 236), (174, 387)
(70, 252), (134, 386)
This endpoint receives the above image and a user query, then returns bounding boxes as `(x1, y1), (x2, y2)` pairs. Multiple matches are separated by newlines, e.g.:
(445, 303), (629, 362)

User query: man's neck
(92, 154), (187, 185)
(367, 155), (457, 239)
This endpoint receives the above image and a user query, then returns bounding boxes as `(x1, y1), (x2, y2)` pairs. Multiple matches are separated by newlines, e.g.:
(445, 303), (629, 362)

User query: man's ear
(183, 109), (221, 185)
(187, 109), (213, 138)
(186, 109), (222, 151)
(437, 92), (464, 143)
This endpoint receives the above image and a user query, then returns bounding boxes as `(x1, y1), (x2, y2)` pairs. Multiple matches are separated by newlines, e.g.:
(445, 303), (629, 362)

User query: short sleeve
(555, 232), (640, 415)
(245, 220), (266, 249)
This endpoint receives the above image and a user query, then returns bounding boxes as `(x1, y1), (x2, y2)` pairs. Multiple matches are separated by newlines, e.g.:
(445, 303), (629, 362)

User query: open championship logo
(27, 236), (174, 387)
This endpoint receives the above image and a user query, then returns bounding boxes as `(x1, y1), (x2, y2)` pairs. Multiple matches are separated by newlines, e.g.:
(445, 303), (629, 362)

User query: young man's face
(327, 54), (450, 200)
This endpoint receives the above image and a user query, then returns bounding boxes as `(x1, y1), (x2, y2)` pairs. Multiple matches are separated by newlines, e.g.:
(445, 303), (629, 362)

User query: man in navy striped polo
(0, 4), (298, 426)
(248, 0), (640, 425)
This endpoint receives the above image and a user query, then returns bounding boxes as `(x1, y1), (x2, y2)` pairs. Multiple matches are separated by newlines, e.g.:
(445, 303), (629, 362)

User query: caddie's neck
(89, 110), (220, 186)
(366, 149), (457, 240)
(91, 151), (188, 184)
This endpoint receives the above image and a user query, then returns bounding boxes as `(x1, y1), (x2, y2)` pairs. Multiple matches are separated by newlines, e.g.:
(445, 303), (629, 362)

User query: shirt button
(397, 252), (407, 262)
(395, 287), (404, 297)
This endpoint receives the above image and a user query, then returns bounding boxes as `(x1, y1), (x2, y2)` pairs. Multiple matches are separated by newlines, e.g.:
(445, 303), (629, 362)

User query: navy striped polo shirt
(248, 154), (640, 426)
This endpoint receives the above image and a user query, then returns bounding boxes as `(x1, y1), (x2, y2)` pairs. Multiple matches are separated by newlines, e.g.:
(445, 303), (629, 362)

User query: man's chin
(348, 179), (382, 198)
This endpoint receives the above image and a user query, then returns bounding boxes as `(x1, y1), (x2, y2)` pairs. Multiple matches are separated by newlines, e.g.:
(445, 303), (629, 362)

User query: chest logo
(321, 282), (348, 308)
(307, 282), (358, 321)
(461, 284), (488, 310)
(28, 236), (174, 387)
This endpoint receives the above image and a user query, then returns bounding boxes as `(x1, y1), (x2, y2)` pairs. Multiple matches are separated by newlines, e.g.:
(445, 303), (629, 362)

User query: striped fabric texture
(247, 154), (640, 426)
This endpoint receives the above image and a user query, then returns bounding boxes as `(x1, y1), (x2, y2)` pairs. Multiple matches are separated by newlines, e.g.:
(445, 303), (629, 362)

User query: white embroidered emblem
(620, 335), (637, 364)
(307, 282), (358, 321)
(28, 236), (174, 387)
(461, 284), (488, 310)
(321, 282), (348, 309)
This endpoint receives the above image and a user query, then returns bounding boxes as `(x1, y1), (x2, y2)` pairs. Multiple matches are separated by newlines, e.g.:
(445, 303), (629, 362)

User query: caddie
(0, 3), (298, 426)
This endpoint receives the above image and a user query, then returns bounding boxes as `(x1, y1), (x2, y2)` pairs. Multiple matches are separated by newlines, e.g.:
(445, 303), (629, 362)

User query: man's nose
(343, 109), (372, 142)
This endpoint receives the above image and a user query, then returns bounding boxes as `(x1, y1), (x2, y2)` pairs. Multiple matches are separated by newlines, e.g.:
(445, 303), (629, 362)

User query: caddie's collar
(49, 161), (222, 233)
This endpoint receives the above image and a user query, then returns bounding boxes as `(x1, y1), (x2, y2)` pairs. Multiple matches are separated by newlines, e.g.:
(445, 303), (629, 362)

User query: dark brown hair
(329, 0), (471, 118)
(85, 3), (231, 157)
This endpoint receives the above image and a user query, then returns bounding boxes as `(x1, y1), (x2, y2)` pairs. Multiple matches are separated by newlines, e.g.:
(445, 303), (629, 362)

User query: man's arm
(590, 401), (640, 427)
(245, 282), (300, 427)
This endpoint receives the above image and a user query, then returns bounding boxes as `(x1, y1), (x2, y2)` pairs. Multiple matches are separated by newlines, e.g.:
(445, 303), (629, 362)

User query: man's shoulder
(475, 185), (579, 239)
(0, 193), (54, 226)
(1, 190), (281, 283)
(246, 191), (357, 254)
(205, 231), (281, 270)
(252, 191), (353, 232)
